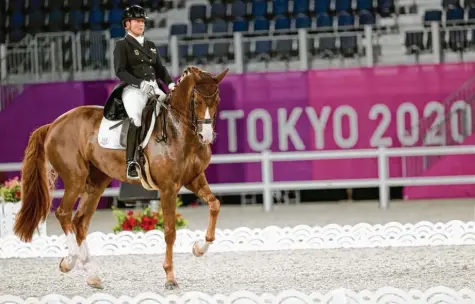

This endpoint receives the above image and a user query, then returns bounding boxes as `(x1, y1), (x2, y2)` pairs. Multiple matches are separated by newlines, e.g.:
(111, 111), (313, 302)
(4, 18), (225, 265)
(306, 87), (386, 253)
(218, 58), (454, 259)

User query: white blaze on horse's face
(199, 107), (214, 144)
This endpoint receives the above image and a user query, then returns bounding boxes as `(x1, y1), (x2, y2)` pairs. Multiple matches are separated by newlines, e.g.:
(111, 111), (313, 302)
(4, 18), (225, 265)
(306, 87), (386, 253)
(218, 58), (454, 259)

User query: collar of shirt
(127, 32), (144, 45)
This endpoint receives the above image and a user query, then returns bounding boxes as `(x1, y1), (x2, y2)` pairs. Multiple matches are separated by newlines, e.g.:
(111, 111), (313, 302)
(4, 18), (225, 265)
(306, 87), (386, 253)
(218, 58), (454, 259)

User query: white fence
(1, 145), (475, 212)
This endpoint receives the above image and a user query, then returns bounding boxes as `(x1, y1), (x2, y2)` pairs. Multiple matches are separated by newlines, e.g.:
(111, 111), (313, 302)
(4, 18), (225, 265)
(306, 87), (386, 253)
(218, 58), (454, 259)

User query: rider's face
(127, 18), (145, 36)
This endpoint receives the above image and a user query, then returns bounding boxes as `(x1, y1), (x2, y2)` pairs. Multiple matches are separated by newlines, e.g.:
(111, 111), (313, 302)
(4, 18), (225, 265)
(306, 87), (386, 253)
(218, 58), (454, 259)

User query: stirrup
(126, 161), (140, 180)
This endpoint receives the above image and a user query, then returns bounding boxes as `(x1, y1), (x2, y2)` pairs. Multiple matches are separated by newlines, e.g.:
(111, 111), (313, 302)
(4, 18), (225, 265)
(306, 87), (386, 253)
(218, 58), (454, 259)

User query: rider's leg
(122, 86), (147, 179)
(150, 81), (167, 102)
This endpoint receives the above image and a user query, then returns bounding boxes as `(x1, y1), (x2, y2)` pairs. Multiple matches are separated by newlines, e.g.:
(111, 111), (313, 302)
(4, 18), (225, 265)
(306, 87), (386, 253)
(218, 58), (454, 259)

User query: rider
(113, 4), (175, 179)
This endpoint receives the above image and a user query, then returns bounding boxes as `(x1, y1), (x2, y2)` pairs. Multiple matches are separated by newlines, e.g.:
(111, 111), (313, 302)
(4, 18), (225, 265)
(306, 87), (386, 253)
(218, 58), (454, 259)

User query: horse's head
(172, 66), (229, 144)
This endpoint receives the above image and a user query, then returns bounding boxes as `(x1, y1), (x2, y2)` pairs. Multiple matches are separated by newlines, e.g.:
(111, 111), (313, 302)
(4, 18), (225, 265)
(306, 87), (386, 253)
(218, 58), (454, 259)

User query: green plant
(0, 176), (21, 203)
(113, 197), (188, 233)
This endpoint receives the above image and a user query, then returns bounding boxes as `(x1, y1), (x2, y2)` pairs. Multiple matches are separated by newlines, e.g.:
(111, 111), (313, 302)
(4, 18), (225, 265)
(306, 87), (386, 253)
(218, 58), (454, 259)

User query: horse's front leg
(160, 187), (179, 290)
(185, 173), (220, 257)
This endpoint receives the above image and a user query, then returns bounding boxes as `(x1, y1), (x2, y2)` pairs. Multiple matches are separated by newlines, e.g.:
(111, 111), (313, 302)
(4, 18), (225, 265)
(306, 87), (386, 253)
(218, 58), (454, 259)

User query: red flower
(127, 217), (137, 227)
(127, 210), (134, 216)
(122, 221), (132, 231)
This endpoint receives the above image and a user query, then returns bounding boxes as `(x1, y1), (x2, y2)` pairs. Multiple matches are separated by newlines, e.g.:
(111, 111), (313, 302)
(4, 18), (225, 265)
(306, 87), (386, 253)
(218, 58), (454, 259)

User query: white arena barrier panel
(1, 220), (475, 258)
(1, 287), (475, 304)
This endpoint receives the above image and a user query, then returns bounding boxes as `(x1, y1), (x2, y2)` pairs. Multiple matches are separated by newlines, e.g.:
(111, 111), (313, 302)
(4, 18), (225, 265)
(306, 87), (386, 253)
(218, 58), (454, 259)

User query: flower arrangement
(0, 176), (21, 203)
(112, 197), (188, 233)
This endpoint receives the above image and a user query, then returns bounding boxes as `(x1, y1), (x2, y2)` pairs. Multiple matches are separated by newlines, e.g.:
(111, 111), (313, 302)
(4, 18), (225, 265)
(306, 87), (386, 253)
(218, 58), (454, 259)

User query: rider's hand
(168, 82), (175, 90)
(140, 81), (154, 94)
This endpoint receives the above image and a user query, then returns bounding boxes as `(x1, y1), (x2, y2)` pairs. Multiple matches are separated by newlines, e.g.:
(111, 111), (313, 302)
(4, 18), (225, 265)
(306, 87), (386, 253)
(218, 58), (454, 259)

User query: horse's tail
(13, 124), (54, 242)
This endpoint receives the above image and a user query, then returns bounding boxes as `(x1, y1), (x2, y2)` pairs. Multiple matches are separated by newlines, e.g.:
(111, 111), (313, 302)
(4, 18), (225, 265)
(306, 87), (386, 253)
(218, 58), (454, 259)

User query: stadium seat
(274, 15), (290, 30)
(446, 7), (464, 25)
(88, 7), (105, 30)
(468, 7), (475, 22)
(356, 0), (373, 12)
(230, 1), (247, 20)
(295, 13), (311, 28)
(335, 0), (352, 13)
(108, 7), (124, 26)
(10, 10), (25, 30)
(210, 2), (226, 21)
(233, 17), (249, 32)
(26, 11), (46, 34)
(338, 11), (355, 27)
(423, 9), (442, 23)
(377, 0), (395, 17)
(211, 19), (231, 62)
(358, 10), (375, 25)
(313, 0), (330, 14)
(191, 22), (209, 61)
(46, 9), (65, 32)
(189, 4), (207, 23)
(272, 0), (289, 17)
(157, 45), (169, 63)
(448, 29), (467, 51)
(109, 24), (125, 38)
(252, 0), (268, 18)
(10, 0), (26, 12)
(293, 0), (309, 15)
(442, 0), (461, 9)
(8, 29), (25, 43)
(170, 23), (187, 36)
(253, 17), (271, 59)
(27, 0), (46, 12)
(316, 13), (333, 28)
(64, 10), (85, 32)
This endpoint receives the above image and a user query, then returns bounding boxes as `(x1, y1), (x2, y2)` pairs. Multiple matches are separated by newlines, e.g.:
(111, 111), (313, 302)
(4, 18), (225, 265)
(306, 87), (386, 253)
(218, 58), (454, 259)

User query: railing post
(261, 150), (273, 212)
(233, 32), (244, 74)
(378, 146), (389, 209)
(170, 35), (180, 77)
(0, 44), (6, 80)
(431, 21), (442, 64)
(297, 28), (308, 71)
(364, 25), (374, 67)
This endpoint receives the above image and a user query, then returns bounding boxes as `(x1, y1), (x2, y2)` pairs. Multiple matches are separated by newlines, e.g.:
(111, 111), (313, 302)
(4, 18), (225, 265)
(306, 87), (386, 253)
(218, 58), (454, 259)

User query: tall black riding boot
(126, 124), (140, 179)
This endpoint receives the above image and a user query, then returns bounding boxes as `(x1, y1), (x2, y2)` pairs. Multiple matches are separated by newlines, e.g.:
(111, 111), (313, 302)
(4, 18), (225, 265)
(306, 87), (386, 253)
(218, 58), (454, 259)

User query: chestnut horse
(13, 66), (229, 290)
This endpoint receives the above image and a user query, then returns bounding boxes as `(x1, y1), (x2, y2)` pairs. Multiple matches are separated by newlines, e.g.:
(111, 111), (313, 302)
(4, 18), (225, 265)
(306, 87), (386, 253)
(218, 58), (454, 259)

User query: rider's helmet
(121, 5), (148, 28)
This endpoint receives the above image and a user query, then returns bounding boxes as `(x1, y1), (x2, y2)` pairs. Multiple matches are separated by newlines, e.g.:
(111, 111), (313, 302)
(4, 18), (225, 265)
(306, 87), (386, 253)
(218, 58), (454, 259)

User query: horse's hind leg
(55, 170), (88, 273)
(184, 173), (220, 257)
(72, 166), (111, 289)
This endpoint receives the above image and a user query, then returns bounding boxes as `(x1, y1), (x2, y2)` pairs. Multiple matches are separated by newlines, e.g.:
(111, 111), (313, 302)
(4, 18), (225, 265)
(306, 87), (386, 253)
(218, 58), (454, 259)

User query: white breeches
(122, 82), (165, 127)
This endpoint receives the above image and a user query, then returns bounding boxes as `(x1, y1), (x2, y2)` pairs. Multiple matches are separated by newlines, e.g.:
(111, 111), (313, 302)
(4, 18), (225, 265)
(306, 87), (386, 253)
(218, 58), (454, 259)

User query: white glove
(140, 81), (154, 94)
(168, 82), (175, 90)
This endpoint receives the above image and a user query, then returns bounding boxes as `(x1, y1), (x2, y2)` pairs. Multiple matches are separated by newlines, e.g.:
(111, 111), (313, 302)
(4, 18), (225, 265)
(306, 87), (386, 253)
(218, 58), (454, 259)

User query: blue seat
(335, 0), (351, 12)
(377, 0), (394, 17)
(26, 11), (45, 33)
(211, 3), (226, 20)
(231, 1), (247, 19)
(11, 0), (26, 11)
(314, 0), (330, 14)
(358, 10), (375, 25)
(446, 7), (464, 23)
(47, 9), (65, 31)
(191, 22), (209, 59)
(212, 18), (228, 33)
(109, 7), (124, 25)
(316, 13), (333, 28)
(356, 0), (372, 11)
(27, 0), (45, 11)
(274, 15), (290, 30)
(337, 11), (355, 27)
(233, 18), (249, 32)
(64, 10), (83, 31)
(468, 7), (475, 20)
(170, 23), (187, 35)
(157, 45), (168, 60)
(89, 8), (104, 30)
(189, 4), (207, 22)
(252, 0), (268, 17)
(110, 24), (125, 38)
(293, 0), (309, 15)
(11, 10), (24, 29)
(253, 16), (270, 31)
(295, 14), (311, 28)
(9, 29), (25, 43)
(272, 0), (289, 16)
(423, 9), (442, 22)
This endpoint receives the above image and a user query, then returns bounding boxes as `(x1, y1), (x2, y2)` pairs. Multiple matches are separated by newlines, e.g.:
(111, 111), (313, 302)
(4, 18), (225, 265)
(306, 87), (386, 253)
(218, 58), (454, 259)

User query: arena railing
(0, 21), (450, 84)
(1, 145), (475, 212)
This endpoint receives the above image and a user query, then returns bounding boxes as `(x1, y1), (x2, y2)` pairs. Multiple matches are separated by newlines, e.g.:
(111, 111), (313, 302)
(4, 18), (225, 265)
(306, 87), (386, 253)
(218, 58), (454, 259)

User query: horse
(12, 65), (229, 290)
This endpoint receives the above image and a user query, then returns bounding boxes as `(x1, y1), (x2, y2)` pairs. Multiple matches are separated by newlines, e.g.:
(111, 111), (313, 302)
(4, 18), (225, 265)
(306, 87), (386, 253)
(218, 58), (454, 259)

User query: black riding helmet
(121, 5), (148, 28)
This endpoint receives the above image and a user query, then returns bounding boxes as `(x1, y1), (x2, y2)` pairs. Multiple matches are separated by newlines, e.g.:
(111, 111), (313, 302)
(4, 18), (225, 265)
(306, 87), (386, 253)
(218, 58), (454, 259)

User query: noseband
(189, 86), (219, 133)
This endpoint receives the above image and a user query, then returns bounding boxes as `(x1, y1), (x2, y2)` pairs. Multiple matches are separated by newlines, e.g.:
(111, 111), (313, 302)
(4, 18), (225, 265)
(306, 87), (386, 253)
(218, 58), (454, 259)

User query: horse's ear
(214, 68), (229, 83)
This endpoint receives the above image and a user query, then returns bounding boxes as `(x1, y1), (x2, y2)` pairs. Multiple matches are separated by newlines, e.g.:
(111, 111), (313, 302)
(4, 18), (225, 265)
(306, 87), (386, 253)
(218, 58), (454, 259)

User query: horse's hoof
(192, 241), (204, 257)
(59, 258), (72, 273)
(164, 279), (179, 290)
(87, 275), (104, 290)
